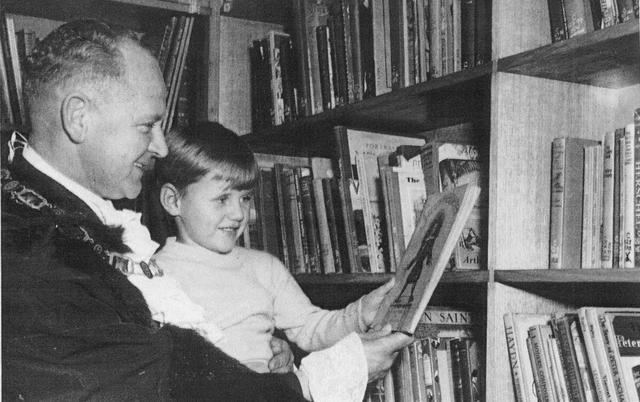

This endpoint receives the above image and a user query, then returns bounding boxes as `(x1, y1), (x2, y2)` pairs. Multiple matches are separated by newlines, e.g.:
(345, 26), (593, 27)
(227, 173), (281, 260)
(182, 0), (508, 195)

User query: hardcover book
(371, 183), (481, 334)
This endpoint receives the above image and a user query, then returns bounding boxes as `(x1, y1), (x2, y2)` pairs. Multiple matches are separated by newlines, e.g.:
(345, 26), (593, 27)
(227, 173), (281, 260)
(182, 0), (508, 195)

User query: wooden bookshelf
(239, 1), (640, 400)
(498, 20), (640, 89)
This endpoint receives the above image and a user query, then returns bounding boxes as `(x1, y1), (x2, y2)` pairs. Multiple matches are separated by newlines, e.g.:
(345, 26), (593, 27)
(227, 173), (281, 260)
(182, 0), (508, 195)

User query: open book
(372, 183), (481, 335)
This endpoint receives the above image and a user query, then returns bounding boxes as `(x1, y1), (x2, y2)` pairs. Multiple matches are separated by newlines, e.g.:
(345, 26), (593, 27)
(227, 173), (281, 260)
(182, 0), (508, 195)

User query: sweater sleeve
(262, 254), (368, 351)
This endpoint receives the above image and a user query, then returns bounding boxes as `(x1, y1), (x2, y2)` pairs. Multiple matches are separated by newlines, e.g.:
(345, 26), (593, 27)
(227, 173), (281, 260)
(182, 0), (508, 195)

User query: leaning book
(372, 183), (481, 334)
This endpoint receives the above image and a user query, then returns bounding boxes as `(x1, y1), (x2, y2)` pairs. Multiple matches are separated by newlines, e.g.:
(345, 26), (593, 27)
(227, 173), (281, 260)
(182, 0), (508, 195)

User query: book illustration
(372, 183), (481, 334)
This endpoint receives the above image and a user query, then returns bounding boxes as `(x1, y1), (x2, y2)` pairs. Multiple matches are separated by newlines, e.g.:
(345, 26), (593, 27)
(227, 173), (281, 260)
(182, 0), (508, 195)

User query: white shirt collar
(22, 145), (115, 223)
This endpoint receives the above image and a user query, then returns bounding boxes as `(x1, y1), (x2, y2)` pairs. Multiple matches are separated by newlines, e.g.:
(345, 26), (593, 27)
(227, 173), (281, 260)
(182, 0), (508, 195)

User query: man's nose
(149, 125), (168, 158)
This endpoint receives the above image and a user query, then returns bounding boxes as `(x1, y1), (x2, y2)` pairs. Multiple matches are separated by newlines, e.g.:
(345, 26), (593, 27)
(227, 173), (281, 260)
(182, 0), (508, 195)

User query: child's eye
(138, 123), (154, 134)
(215, 195), (229, 204)
(241, 194), (253, 203)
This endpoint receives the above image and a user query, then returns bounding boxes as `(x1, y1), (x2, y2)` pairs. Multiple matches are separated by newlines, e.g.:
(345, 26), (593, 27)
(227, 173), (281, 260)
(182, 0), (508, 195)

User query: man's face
(175, 173), (253, 254)
(81, 41), (168, 199)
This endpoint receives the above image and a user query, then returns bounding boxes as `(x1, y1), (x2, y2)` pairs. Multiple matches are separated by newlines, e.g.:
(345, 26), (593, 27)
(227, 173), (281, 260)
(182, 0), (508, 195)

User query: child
(152, 121), (394, 373)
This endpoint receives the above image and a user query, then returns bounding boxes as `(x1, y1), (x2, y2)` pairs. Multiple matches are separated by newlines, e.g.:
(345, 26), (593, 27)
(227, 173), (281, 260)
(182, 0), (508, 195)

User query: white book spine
(602, 132), (615, 268)
(623, 125), (635, 268)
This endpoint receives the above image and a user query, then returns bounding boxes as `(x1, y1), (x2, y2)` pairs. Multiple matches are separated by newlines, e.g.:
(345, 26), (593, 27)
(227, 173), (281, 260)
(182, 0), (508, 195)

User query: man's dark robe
(1, 150), (304, 401)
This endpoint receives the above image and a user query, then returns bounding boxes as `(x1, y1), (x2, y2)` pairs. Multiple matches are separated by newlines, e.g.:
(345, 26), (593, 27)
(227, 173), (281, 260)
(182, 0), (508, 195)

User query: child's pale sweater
(152, 238), (368, 373)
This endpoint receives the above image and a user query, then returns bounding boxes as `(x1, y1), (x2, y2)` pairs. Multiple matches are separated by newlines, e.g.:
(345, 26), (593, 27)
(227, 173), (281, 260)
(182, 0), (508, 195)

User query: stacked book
(504, 308), (640, 402)
(549, 108), (640, 269)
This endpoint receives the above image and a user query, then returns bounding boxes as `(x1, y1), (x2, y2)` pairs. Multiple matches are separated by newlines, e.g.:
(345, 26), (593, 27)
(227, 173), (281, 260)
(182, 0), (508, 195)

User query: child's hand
(268, 337), (295, 373)
(360, 278), (396, 329)
(360, 324), (413, 382)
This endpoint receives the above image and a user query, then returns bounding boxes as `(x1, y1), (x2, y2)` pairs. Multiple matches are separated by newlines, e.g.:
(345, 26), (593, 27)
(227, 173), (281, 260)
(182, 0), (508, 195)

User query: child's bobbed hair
(157, 121), (258, 192)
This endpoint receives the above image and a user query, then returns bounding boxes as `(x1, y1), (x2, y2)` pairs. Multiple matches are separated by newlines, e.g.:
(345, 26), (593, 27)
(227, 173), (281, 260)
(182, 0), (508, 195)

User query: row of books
(547, 0), (639, 43)
(242, 125), (485, 274)
(363, 307), (480, 402)
(0, 13), (30, 130)
(153, 15), (197, 132)
(0, 13), (195, 135)
(251, 0), (492, 130)
(504, 307), (640, 402)
(548, 108), (640, 269)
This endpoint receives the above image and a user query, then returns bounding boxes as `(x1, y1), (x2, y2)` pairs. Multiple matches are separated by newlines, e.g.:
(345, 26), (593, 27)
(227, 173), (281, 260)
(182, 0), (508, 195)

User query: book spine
(312, 178), (336, 273)
(428, 0), (442, 78)
(592, 145), (603, 267)
(579, 308), (616, 402)
(552, 316), (587, 401)
(602, 131), (615, 268)
(570, 319), (599, 402)
(563, 0), (595, 37)
(291, 0), (311, 116)
(474, 0), (491, 66)
(268, 32), (285, 126)
(460, 0), (476, 69)
(548, 334), (571, 402)
(272, 165), (292, 271)
(408, 341), (427, 401)
(634, 115), (640, 267)
(283, 167), (307, 273)
(503, 314), (527, 402)
(547, 0), (568, 42)
(615, 0), (635, 21)
(298, 170), (322, 273)
(582, 146), (595, 268)
(293, 168), (312, 272)
(614, 128), (626, 268)
(599, 0), (618, 27)
(334, 127), (363, 272)
(550, 138), (567, 269)
(315, 25), (334, 112)
(599, 314), (629, 401)
(624, 125), (635, 268)
(322, 178), (344, 273)
(527, 325), (555, 402)
(372, 0), (392, 95)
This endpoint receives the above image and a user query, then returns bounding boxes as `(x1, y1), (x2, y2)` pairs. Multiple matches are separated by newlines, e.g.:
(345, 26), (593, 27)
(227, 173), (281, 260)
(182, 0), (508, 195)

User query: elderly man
(1, 19), (411, 400)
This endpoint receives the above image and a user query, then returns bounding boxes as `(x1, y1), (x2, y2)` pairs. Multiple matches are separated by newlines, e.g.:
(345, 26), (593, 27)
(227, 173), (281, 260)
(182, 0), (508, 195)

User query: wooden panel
(485, 282), (572, 401)
(495, 268), (640, 283)
(498, 21), (640, 89)
(218, 16), (283, 134)
(492, 0), (550, 59)
(489, 72), (618, 270)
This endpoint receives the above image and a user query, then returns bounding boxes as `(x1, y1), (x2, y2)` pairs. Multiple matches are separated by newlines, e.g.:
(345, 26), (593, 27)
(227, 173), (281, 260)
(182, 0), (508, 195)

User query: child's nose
(227, 201), (245, 221)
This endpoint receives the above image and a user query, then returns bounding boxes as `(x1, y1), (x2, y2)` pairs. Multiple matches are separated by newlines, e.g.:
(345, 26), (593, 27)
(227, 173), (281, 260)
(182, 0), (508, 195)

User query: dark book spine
(339, 0), (357, 102)
(291, 0), (311, 117)
(348, 0), (363, 101)
(388, 0), (405, 88)
(547, 0), (568, 42)
(358, 0), (376, 98)
(615, 0), (635, 21)
(298, 170), (322, 273)
(328, 12), (348, 106)
(406, 0), (417, 85)
(291, 167), (310, 272)
(272, 165), (291, 271)
(250, 40), (270, 132)
(461, 0), (477, 68)
(316, 25), (334, 111)
(449, 339), (465, 402)
(474, 0), (491, 66)
(258, 169), (281, 257)
(322, 178), (344, 273)
(278, 35), (296, 123)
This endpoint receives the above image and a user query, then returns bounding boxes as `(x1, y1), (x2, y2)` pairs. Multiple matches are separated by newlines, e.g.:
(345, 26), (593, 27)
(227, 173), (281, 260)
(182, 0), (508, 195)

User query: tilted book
(371, 183), (481, 334)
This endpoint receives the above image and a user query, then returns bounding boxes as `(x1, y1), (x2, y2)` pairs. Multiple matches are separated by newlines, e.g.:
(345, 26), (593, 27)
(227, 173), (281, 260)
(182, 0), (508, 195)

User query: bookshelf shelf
(498, 20), (640, 89)
(494, 269), (640, 283)
(244, 63), (492, 155)
(295, 270), (491, 286)
(5, 0), (210, 31)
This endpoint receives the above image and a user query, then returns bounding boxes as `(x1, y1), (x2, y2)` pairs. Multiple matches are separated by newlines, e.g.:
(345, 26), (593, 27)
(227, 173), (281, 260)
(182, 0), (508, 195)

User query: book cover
(371, 183), (481, 334)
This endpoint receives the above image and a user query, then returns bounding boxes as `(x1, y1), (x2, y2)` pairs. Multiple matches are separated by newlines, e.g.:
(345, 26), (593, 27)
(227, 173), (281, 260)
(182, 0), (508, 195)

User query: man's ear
(160, 183), (181, 217)
(61, 93), (90, 144)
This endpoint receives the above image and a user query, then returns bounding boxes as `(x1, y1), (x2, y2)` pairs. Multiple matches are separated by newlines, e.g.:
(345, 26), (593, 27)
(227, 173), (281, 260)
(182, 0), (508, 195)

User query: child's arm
(261, 254), (394, 351)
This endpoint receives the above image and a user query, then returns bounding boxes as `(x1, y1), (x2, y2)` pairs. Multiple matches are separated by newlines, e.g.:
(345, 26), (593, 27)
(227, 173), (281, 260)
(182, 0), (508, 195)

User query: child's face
(175, 172), (253, 254)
